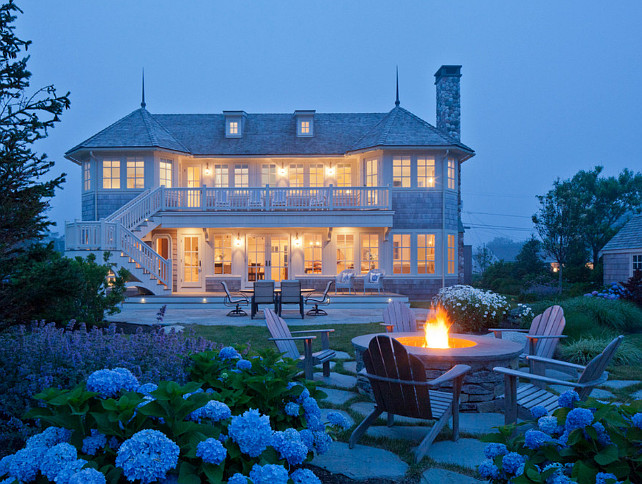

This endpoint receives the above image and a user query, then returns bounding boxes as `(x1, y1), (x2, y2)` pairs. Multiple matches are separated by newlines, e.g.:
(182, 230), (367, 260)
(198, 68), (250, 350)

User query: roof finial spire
(141, 68), (146, 109)
(395, 66), (400, 107)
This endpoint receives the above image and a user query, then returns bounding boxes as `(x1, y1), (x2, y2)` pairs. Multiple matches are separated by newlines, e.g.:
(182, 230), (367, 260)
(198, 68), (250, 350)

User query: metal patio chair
(221, 281), (249, 317)
(250, 280), (276, 319)
(279, 280), (304, 319)
(305, 281), (333, 316)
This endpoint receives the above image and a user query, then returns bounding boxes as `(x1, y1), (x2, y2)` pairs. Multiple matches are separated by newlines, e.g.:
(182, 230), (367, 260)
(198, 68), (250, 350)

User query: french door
(179, 234), (203, 290)
(185, 165), (201, 207)
(246, 234), (289, 286)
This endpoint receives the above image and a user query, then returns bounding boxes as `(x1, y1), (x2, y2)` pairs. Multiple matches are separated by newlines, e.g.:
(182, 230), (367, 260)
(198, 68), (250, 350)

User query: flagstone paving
(421, 468), (484, 483)
(426, 438), (488, 469)
(314, 361), (336, 371)
(314, 372), (357, 389)
(601, 380), (640, 389)
(366, 425), (432, 441)
(342, 361), (358, 373)
(549, 385), (615, 400)
(334, 351), (352, 360)
(318, 387), (359, 405)
(632, 390), (642, 400)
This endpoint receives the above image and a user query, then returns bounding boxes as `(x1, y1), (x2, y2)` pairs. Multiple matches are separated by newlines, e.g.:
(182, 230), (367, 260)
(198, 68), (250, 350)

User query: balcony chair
(349, 335), (470, 463)
(220, 281), (249, 317)
(381, 300), (417, 332)
(278, 280), (304, 319)
(335, 269), (355, 294)
(363, 269), (385, 294)
(494, 335), (623, 424)
(264, 308), (336, 379)
(250, 281), (276, 319)
(305, 281), (333, 316)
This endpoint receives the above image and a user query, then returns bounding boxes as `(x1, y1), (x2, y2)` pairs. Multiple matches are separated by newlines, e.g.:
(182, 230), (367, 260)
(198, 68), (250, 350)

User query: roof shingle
(601, 214), (642, 252)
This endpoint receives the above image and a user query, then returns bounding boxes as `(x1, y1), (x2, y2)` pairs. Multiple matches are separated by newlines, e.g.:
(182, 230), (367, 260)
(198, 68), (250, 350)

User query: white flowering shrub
(433, 285), (511, 332)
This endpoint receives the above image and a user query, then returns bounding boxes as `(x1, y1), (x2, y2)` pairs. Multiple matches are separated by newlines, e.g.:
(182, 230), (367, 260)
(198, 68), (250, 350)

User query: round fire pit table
(352, 332), (524, 412)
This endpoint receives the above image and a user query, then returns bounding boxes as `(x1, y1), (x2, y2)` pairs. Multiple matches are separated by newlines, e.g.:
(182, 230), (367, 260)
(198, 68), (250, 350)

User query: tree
(514, 236), (545, 278)
(0, 1), (70, 265)
(474, 244), (494, 275)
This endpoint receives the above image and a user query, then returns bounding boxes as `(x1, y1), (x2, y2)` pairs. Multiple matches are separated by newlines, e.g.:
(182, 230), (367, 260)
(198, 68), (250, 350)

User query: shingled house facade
(64, 65), (474, 297)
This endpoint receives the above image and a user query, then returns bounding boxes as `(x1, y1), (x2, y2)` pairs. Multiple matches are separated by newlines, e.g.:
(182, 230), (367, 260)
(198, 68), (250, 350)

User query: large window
(214, 165), (229, 187)
(447, 234), (456, 274)
(309, 164), (325, 187)
(289, 163), (304, 187)
(417, 234), (436, 274)
(393, 234), (411, 274)
(304, 234), (323, 274)
(234, 164), (249, 188)
(213, 234), (232, 275)
(261, 164), (277, 187)
(83, 161), (91, 191)
(365, 158), (378, 187)
(447, 158), (456, 190)
(102, 160), (120, 189)
(417, 157), (435, 188)
(393, 156), (411, 187)
(336, 234), (354, 273)
(336, 163), (352, 187)
(127, 158), (145, 189)
(160, 159), (172, 187)
(360, 234), (379, 274)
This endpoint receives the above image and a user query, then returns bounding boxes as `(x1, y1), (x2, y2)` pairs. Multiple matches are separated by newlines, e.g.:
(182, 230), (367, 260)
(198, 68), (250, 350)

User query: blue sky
(16, 1), (642, 246)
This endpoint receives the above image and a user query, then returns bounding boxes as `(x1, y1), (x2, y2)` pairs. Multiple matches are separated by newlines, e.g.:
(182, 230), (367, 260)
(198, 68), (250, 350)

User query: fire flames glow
(424, 306), (451, 349)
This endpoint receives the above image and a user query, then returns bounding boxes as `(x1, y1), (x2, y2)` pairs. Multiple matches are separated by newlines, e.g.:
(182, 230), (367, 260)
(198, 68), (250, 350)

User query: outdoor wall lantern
(234, 233), (243, 247)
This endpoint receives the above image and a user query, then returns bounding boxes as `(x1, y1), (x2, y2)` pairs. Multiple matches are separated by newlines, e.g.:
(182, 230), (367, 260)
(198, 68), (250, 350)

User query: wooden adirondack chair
(381, 300), (417, 332)
(264, 308), (336, 379)
(349, 335), (470, 463)
(494, 335), (623, 424)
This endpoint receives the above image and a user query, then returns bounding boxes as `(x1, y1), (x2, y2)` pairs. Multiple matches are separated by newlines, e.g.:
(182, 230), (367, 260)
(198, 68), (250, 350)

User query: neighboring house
(600, 213), (642, 284)
(64, 65), (474, 297)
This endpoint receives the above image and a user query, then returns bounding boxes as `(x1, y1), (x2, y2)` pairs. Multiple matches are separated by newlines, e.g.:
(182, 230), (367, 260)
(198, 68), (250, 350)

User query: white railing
(106, 187), (164, 231)
(65, 221), (172, 290)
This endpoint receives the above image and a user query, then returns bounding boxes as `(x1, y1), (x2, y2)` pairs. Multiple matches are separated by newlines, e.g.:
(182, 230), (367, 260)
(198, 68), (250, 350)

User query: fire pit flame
(424, 306), (451, 349)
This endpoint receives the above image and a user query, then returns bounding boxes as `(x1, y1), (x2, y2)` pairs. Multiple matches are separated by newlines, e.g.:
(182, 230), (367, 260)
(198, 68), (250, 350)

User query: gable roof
(601, 213), (642, 253)
(66, 106), (474, 158)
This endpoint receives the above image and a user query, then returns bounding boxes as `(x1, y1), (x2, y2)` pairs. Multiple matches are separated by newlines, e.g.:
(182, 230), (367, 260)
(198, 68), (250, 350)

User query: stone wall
(206, 276), (241, 292)
(434, 66), (461, 142)
(603, 252), (633, 284)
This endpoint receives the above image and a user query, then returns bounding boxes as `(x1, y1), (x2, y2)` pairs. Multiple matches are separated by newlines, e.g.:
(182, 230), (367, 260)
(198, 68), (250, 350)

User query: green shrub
(560, 336), (642, 366)
(560, 297), (642, 333)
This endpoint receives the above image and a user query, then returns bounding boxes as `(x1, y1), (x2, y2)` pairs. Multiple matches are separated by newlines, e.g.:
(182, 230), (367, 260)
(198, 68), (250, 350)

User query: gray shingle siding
(603, 253), (632, 285)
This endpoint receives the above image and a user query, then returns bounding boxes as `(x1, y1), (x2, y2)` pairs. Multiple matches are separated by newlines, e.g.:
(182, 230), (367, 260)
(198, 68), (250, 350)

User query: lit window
(365, 158), (378, 187)
(447, 158), (456, 190)
(289, 164), (304, 187)
(160, 159), (172, 188)
(186, 166), (201, 187)
(393, 156), (411, 187)
(417, 157), (435, 188)
(102, 160), (120, 189)
(214, 235), (232, 275)
(309, 164), (324, 187)
(234, 164), (249, 187)
(214, 165), (229, 187)
(360, 234), (379, 274)
(304, 234), (323, 274)
(83, 161), (91, 191)
(336, 234), (354, 273)
(633, 254), (642, 273)
(418, 234), (436, 274)
(336, 163), (352, 187)
(261, 164), (277, 187)
(229, 121), (238, 135)
(393, 234), (411, 274)
(448, 234), (456, 274)
(127, 158), (145, 189)
(300, 121), (310, 134)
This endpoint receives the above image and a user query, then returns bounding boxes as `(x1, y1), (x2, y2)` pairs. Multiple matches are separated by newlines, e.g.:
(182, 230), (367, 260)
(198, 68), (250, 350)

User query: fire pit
(352, 323), (524, 412)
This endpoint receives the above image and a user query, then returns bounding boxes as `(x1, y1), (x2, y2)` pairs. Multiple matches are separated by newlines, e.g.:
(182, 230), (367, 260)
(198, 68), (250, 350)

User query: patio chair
(251, 281), (276, 319)
(335, 270), (355, 294)
(494, 335), (623, 424)
(363, 269), (385, 294)
(349, 335), (470, 463)
(381, 300), (417, 332)
(264, 308), (336, 379)
(221, 281), (249, 317)
(279, 280), (304, 319)
(305, 281), (333, 316)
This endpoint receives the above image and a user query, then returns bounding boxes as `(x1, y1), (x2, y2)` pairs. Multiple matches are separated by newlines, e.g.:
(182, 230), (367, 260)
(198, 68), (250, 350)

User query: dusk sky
(17, 1), (642, 248)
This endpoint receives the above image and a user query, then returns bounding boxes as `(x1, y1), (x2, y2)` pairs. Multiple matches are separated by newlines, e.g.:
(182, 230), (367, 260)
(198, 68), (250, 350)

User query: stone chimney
(434, 65), (462, 141)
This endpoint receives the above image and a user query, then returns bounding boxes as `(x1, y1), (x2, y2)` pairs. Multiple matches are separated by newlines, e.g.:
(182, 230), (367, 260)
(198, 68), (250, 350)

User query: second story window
(365, 158), (378, 187)
(214, 165), (229, 187)
(234, 164), (249, 188)
(160, 159), (172, 187)
(127, 158), (145, 189)
(289, 164), (304, 187)
(447, 158), (456, 190)
(228, 121), (238, 135)
(83, 161), (91, 191)
(261, 164), (277, 187)
(300, 121), (310, 134)
(417, 157), (435, 188)
(102, 160), (120, 189)
(309, 164), (324, 187)
(393, 156), (411, 187)
(336, 163), (352, 187)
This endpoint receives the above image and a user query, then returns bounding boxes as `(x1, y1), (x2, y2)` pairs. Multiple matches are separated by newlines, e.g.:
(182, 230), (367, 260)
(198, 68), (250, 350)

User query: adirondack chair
(264, 308), (336, 379)
(349, 335), (470, 463)
(381, 300), (417, 332)
(494, 335), (623, 424)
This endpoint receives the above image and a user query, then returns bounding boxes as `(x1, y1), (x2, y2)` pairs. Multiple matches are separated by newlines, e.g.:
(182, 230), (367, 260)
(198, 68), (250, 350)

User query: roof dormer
(223, 111), (246, 138)
(294, 110), (315, 137)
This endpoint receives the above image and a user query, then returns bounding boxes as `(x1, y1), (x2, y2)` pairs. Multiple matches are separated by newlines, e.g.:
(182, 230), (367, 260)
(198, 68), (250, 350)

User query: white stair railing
(106, 187), (164, 232)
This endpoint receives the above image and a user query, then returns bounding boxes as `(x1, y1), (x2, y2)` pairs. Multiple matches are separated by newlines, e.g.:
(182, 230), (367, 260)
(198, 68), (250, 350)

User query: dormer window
(295, 110), (315, 137)
(223, 111), (246, 138)
(300, 121), (310, 135)
(229, 121), (239, 135)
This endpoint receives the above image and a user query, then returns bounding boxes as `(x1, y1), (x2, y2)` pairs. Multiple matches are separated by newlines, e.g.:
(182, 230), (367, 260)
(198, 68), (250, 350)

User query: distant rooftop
(601, 213), (642, 253)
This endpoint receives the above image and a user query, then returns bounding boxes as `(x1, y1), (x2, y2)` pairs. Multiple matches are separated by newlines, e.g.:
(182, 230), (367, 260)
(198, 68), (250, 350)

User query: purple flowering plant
(479, 392), (642, 483)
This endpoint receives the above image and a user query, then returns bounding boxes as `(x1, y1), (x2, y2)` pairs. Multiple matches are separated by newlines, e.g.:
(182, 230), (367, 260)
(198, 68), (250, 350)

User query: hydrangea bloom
(196, 438), (227, 465)
(82, 430), (107, 456)
(327, 412), (351, 430)
(189, 400), (232, 423)
(478, 460), (500, 479)
(53, 458), (87, 484)
(87, 368), (139, 398)
(115, 429), (179, 484)
(26, 427), (72, 449)
(592, 422), (611, 446)
(9, 447), (46, 482)
(236, 359), (252, 370)
(227, 473), (249, 484)
(557, 430), (570, 447)
(501, 452), (525, 476)
(137, 383), (158, 396)
(0, 455), (13, 477)
(565, 408), (593, 431)
(524, 429), (552, 450)
(41, 443), (78, 480)
(484, 442), (508, 459)
(108, 436), (120, 450)
(305, 414), (325, 432)
(546, 473), (573, 484)
(285, 402), (300, 416)
(228, 409), (273, 457)
(312, 430), (332, 454)
(595, 472), (619, 484)
(302, 397), (321, 419)
(296, 388), (311, 402)
(632, 413), (642, 429)
(271, 429), (309, 466)
(218, 434), (228, 443)
(68, 468), (106, 484)
(299, 429), (314, 451)
(290, 468), (322, 484)
(539, 416), (562, 435)
(249, 464), (289, 484)
(558, 390), (580, 409)
(531, 406), (548, 419)
(218, 346), (241, 360)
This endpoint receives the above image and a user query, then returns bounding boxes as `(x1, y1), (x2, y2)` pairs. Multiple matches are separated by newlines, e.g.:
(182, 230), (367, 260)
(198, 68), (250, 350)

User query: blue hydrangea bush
(478, 391), (642, 483)
(0, 347), (344, 483)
